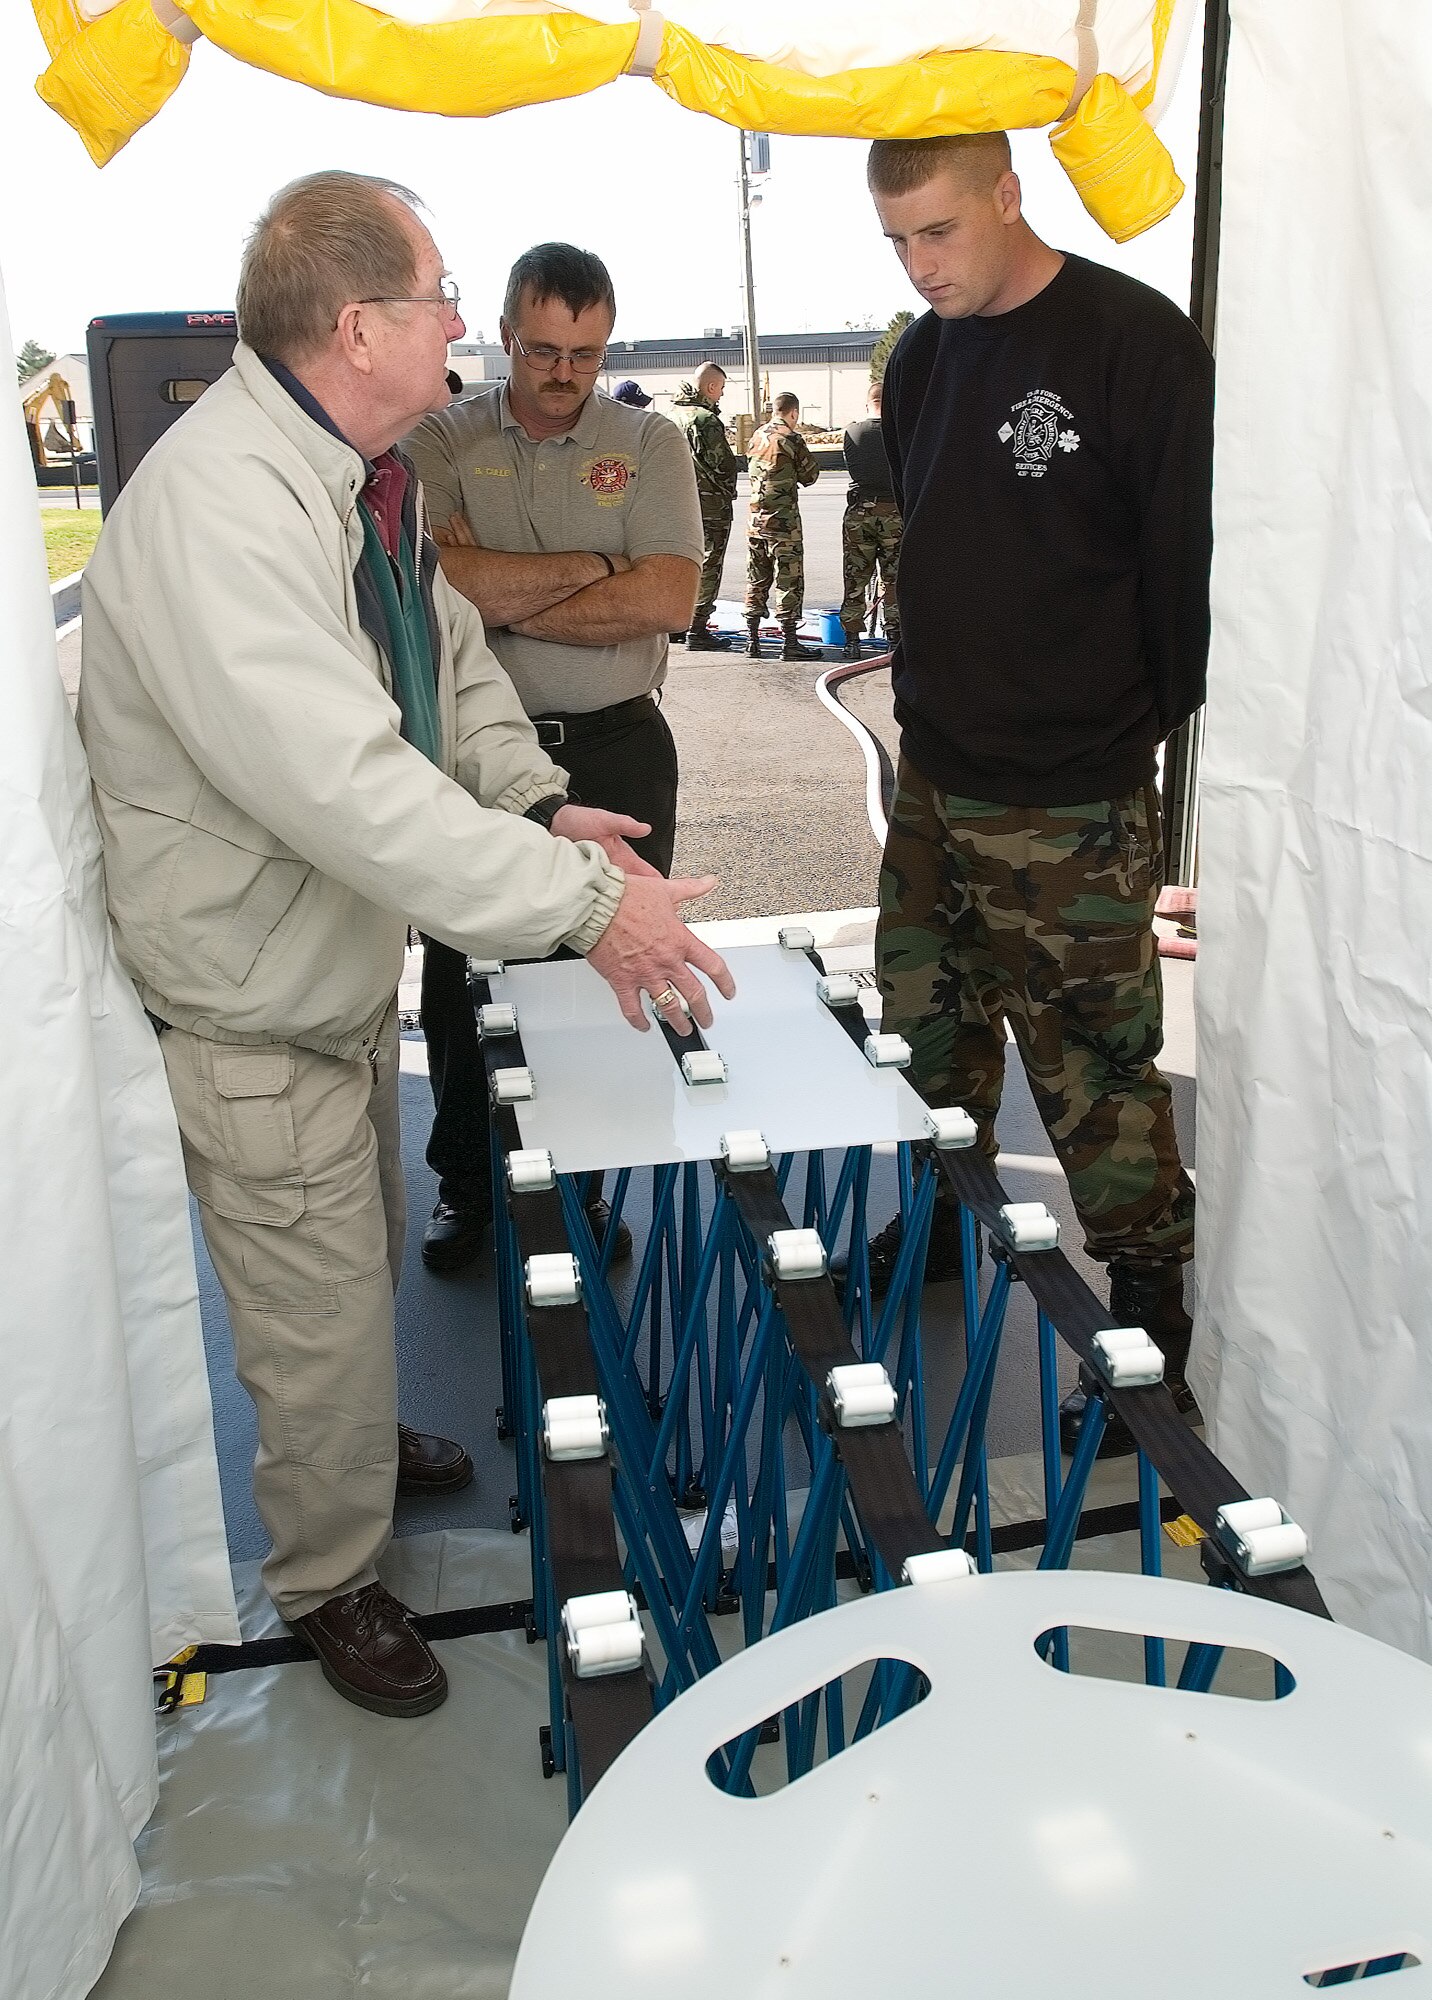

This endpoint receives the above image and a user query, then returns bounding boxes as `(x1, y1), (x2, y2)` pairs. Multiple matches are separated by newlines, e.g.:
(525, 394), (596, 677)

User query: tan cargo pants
(161, 1008), (405, 1618)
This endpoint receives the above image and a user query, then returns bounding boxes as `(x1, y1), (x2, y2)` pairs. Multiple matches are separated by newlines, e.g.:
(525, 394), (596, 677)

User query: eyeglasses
(358, 277), (462, 313)
(508, 327), (608, 374)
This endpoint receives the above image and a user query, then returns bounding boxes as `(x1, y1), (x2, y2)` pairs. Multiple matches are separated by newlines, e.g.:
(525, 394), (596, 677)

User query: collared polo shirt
(404, 384), (703, 716)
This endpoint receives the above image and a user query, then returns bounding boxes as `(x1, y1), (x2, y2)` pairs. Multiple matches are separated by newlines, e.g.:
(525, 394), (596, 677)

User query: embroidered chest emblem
(582, 454), (635, 501)
(998, 390), (1080, 478)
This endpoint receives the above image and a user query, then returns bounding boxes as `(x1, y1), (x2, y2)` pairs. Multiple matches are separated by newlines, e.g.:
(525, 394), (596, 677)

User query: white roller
(1219, 1497), (1285, 1536)
(816, 973), (861, 1007)
(924, 1106), (978, 1150)
(997, 1201), (1060, 1251)
(1216, 1499), (1310, 1578)
(902, 1548), (975, 1585)
(767, 1227), (828, 1282)
(561, 1590), (644, 1679)
(491, 1065), (534, 1103)
(542, 1393), (609, 1462)
(864, 1032), (912, 1069)
(506, 1147), (556, 1193)
(477, 1001), (517, 1038)
(1237, 1523), (1311, 1576)
(681, 1049), (728, 1086)
(719, 1129), (769, 1172)
(777, 925), (815, 951)
(1092, 1325), (1165, 1388)
(525, 1252), (582, 1307)
(468, 957), (505, 975)
(827, 1360), (897, 1428)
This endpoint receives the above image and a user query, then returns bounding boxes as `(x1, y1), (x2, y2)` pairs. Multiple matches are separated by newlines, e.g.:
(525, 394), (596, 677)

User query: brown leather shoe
(396, 1424), (474, 1496)
(291, 1582), (447, 1717)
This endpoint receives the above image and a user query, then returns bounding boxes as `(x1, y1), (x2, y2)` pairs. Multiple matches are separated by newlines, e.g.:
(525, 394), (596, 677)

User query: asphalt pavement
(717, 470), (849, 610)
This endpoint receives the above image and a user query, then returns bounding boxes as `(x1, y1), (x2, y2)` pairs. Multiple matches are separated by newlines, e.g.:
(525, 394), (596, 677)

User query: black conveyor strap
(795, 949), (1329, 1620)
(473, 980), (655, 1789)
(935, 1146), (1329, 1619)
(719, 1164), (945, 1577)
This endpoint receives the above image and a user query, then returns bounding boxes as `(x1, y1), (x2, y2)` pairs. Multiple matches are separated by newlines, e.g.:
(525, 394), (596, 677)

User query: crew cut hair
(866, 133), (1013, 198)
(774, 391), (800, 415)
(503, 243), (616, 327)
(237, 170), (423, 364)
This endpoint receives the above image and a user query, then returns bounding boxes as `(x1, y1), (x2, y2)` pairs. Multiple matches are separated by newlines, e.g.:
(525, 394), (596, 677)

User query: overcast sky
(2, 6), (1205, 360)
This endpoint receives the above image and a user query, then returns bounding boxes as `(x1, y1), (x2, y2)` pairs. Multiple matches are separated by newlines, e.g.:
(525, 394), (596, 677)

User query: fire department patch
(582, 454), (634, 500)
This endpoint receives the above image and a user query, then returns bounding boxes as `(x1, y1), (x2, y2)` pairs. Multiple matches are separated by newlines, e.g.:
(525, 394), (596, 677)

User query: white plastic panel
(491, 946), (929, 1174)
(514, 1571), (1432, 1998)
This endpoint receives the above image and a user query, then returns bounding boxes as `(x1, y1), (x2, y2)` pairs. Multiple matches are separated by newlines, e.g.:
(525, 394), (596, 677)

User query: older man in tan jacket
(78, 170), (732, 1718)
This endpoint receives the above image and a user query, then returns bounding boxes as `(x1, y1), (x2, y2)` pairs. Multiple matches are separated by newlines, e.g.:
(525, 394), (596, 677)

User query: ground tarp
(1196, 0), (1432, 1656)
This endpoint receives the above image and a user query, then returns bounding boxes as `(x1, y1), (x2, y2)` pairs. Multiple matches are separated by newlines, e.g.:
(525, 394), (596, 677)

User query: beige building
(451, 328), (882, 435)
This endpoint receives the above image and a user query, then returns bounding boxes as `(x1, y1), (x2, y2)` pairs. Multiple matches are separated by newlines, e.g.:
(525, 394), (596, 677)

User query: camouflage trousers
(876, 759), (1194, 1268)
(694, 494), (734, 622)
(840, 498), (902, 643)
(746, 527), (805, 623)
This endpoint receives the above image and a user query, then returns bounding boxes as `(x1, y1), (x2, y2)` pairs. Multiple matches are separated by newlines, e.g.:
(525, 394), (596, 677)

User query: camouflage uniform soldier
(840, 381), (902, 658)
(673, 363), (739, 651)
(858, 132), (1214, 1458)
(745, 391), (822, 661)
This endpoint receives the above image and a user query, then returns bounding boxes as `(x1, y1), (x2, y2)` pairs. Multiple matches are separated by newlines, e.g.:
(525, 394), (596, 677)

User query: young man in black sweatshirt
(858, 131), (1211, 1453)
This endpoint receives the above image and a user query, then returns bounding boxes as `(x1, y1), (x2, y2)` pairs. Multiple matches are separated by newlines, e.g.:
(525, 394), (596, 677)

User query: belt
(531, 693), (656, 749)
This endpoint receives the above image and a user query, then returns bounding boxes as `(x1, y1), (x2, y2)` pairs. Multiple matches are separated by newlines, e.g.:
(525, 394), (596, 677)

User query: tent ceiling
(30, 0), (1196, 241)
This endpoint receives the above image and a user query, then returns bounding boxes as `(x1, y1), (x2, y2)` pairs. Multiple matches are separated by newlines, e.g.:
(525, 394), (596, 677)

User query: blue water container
(817, 610), (844, 646)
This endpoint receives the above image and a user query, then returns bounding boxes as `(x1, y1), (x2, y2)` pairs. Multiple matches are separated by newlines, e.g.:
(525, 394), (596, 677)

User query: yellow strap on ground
(1164, 1513), (1206, 1549)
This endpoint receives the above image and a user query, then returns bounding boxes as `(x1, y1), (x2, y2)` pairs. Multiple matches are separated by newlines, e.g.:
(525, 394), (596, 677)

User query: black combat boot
(841, 630), (863, 662)
(1058, 1260), (1199, 1456)
(686, 621), (732, 651)
(831, 1201), (979, 1300)
(746, 615), (763, 659)
(780, 621), (823, 661)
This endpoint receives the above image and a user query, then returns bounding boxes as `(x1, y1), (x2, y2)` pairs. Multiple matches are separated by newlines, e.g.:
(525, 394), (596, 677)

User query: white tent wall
(1196, 0), (1432, 1654)
(0, 263), (237, 2000)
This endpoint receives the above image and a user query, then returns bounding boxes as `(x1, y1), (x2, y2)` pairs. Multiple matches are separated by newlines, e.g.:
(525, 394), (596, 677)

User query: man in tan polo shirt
(405, 243), (704, 1273)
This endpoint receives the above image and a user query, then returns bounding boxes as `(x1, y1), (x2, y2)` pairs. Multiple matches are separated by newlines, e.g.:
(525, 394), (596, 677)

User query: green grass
(41, 507), (102, 582)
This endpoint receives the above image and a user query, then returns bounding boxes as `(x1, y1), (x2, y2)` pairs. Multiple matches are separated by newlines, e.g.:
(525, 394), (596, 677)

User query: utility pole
(736, 132), (765, 429)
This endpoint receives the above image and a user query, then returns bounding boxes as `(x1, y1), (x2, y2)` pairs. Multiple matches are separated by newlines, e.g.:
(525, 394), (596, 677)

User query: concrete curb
(51, 567), (84, 629)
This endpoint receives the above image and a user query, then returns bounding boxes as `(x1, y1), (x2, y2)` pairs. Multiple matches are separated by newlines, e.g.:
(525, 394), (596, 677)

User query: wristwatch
(524, 793), (568, 831)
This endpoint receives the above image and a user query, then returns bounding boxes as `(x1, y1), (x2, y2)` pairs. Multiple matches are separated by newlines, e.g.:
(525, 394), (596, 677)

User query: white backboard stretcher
(492, 944), (930, 1176)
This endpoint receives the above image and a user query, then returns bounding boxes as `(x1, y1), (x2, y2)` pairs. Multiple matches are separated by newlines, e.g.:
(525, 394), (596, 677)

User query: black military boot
(831, 1200), (979, 1301)
(1058, 1260), (1198, 1455)
(686, 621), (732, 651)
(780, 621), (823, 661)
(841, 630), (863, 662)
(746, 615), (763, 659)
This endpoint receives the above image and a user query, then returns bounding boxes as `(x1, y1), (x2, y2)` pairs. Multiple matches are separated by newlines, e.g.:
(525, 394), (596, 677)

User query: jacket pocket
(207, 859), (310, 987)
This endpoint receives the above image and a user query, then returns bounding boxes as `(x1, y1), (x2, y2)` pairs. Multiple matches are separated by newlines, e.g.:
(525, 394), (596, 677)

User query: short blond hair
(867, 134), (1012, 199)
(236, 170), (423, 364)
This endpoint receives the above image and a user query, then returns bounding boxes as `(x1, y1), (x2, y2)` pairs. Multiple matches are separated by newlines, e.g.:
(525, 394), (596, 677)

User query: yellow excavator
(23, 368), (82, 472)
